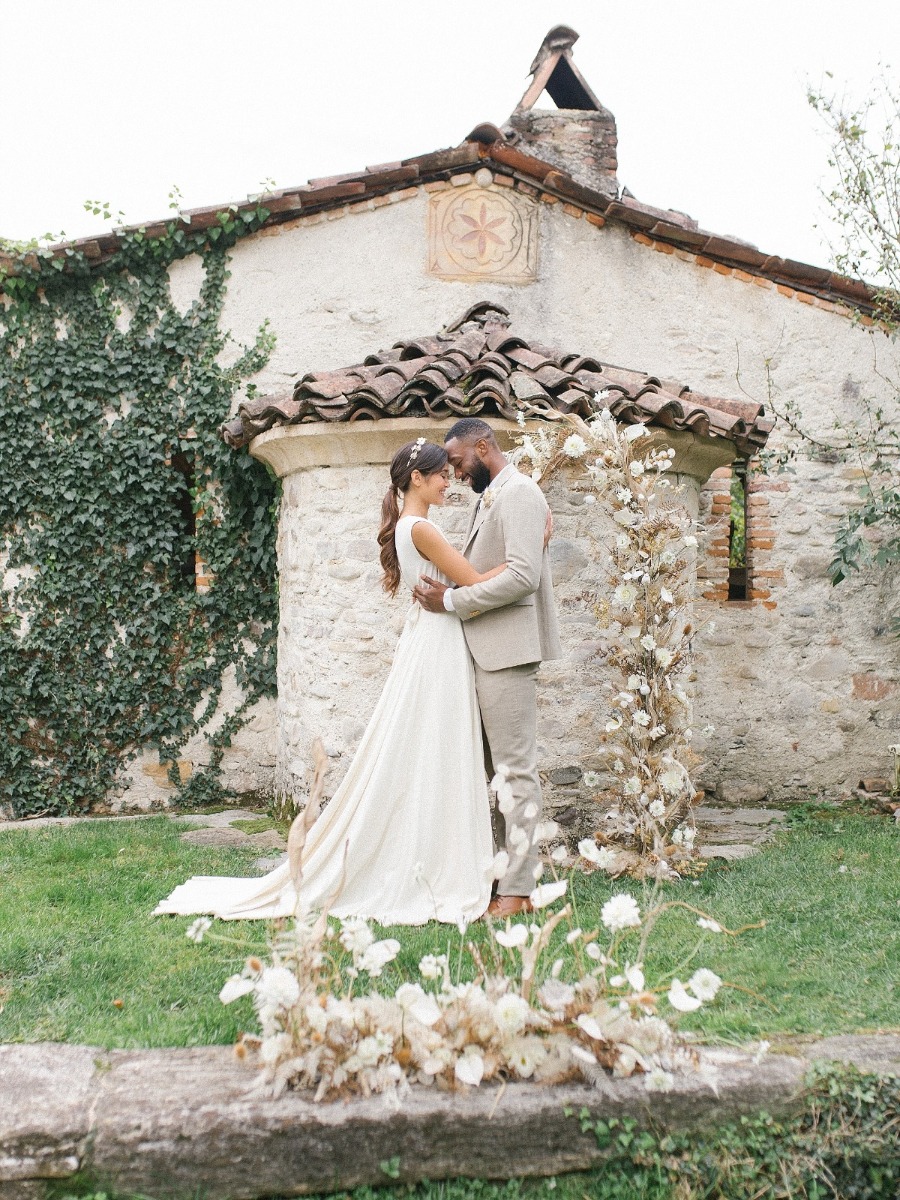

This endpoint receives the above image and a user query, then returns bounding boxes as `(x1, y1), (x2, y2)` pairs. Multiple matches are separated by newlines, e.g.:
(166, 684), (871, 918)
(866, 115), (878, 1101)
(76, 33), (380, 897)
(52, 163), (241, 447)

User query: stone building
(55, 26), (900, 810)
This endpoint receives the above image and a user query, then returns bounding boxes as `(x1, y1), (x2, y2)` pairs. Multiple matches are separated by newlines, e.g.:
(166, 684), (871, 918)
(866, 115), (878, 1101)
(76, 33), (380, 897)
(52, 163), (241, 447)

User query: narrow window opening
(727, 460), (748, 600)
(170, 451), (197, 586)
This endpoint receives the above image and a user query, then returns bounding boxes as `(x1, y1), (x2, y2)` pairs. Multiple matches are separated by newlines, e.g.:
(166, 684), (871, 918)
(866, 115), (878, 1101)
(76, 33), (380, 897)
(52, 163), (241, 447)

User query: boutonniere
(481, 487), (495, 509)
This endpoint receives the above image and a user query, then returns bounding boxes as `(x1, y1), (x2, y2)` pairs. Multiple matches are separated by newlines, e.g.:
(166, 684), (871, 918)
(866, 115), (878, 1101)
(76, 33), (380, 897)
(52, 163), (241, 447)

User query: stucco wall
(142, 178), (900, 809)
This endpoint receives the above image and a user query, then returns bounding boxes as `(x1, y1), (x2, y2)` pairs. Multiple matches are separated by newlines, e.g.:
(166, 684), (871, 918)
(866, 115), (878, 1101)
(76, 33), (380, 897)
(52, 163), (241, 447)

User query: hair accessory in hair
(407, 437), (426, 467)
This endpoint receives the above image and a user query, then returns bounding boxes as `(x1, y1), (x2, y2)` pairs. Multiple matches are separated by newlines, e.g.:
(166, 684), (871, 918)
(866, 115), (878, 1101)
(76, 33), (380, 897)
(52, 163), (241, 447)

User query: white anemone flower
(668, 978), (703, 1012)
(688, 968), (723, 1002)
(339, 917), (374, 956)
(219, 975), (255, 1005)
(495, 992), (532, 1035)
(357, 939), (401, 977)
(530, 879), (568, 909)
(659, 768), (684, 796)
(625, 963), (645, 991)
(186, 917), (212, 943)
(578, 839), (616, 870)
(570, 1044), (598, 1066)
(454, 1051), (485, 1086)
(563, 433), (588, 458)
(409, 995), (442, 1027)
(418, 953), (447, 980)
(537, 978), (576, 1013)
(395, 982), (427, 1010)
(406, 992), (442, 1027)
(489, 849), (510, 881)
(505, 1035), (547, 1078)
(613, 582), (639, 608)
(601, 893), (642, 932)
(575, 1013), (606, 1040)
(256, 966), (301, 1011)
(495, 923), (529, 948)
(624, 423), (649, 442)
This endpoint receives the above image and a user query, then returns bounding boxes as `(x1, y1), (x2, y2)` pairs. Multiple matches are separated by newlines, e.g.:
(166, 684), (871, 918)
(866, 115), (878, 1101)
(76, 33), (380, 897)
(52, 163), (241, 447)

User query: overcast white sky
(2, 0), (896, 270)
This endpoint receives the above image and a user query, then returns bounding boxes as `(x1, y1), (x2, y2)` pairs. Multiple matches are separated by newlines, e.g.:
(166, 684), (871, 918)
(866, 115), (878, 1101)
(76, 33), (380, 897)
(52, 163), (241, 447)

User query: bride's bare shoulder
(409, 518), (447, 553)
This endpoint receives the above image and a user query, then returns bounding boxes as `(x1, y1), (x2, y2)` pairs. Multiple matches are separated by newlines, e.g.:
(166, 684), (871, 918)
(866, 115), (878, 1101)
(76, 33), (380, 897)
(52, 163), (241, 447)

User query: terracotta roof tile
(2, 120), (880, 319)
(221, 301), (773, 458)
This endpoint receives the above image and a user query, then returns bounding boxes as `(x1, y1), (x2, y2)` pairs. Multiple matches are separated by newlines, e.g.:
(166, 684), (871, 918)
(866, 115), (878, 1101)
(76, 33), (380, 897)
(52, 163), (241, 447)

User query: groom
(413, 417), (562, 917)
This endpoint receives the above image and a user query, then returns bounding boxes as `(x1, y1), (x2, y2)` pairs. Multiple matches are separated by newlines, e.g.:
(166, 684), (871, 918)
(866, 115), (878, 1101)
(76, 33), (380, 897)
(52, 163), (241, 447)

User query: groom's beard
(470, 461), (492, 494)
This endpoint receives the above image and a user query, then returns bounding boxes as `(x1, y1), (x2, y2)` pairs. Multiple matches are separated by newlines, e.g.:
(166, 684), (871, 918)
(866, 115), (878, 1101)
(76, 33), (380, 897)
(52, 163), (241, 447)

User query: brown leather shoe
(486, 894), (534, 918)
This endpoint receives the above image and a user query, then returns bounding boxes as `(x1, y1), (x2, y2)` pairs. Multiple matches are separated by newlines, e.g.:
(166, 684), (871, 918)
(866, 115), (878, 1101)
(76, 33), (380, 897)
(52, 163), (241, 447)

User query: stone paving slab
(0, 807), (265, 834)
(697, 843), (760, 861)
(3, 1035), (899, 1199)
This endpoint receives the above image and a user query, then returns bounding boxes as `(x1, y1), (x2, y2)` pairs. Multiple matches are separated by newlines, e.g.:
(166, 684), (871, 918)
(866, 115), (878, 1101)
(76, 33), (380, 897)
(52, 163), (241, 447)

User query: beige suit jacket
(449, 464), (563, 672)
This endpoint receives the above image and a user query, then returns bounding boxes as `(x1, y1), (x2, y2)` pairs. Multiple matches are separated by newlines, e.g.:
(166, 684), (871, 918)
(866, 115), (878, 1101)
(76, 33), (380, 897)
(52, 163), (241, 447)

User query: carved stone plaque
(428, 183), (538, 283)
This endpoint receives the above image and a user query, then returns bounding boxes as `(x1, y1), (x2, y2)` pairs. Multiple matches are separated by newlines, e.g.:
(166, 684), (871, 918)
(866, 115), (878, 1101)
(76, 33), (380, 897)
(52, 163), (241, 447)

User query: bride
(154, 438), (521, 926)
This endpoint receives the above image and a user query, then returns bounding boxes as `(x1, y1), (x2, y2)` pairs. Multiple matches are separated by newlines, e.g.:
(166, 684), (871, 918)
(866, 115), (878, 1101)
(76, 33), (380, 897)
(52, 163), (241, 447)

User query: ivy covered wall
(0, 214), (279, 817)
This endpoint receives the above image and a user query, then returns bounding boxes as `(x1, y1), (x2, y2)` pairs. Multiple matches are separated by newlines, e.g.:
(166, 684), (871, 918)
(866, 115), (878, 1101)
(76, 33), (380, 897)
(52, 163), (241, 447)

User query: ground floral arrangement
(186, 405), (739, 1101)
(192, 865), (736, 1103)
(514, 404), (706, 875)
(190, 747), (744, 1103)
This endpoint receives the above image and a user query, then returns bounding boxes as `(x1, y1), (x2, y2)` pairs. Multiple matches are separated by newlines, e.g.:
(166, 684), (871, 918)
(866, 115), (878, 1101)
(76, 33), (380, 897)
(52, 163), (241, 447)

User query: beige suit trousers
(474, 660), (542, 897)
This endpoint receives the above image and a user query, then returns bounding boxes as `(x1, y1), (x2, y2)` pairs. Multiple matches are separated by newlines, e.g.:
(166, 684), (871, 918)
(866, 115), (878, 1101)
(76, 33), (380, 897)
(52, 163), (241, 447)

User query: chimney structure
(504, 25), (619, 199)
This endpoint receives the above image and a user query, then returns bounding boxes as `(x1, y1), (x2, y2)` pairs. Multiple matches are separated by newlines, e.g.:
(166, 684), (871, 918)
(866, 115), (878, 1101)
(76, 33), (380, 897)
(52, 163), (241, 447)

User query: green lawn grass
(1, 812), (898, 1048)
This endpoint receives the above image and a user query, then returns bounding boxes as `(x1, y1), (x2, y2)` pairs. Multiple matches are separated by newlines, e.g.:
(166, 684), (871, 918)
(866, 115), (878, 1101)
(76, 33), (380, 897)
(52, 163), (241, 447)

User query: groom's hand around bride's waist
(413, 576), (450, 613)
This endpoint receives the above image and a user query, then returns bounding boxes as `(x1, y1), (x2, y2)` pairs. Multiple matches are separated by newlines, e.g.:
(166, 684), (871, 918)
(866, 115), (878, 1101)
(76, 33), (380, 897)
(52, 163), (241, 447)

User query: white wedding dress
(154, 516), (494, 925)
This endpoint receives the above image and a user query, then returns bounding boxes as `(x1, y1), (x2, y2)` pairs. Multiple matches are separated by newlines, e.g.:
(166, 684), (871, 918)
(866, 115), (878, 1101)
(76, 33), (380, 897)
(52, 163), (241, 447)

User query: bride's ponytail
(378, 485), (402, 597)
(378, 440), (449, 597)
